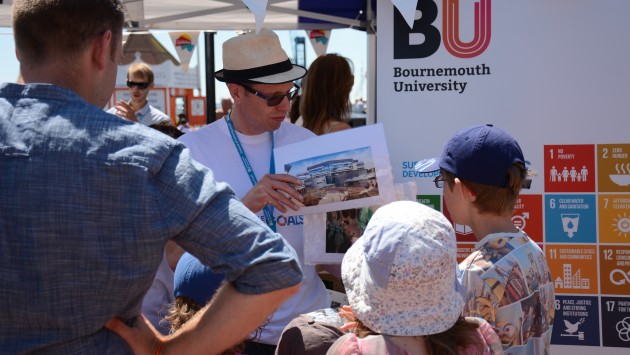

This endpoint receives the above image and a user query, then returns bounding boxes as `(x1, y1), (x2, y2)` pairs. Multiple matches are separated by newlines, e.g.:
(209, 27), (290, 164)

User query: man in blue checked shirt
(0, 1), (302, 354)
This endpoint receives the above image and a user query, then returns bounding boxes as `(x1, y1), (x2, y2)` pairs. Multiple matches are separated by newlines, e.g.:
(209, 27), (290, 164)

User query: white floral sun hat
(342, 200), (464, 336)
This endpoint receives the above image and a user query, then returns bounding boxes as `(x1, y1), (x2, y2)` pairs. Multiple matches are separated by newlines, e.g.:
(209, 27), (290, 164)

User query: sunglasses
(126, 80), (150, 90)
(240, 83), (299, 107)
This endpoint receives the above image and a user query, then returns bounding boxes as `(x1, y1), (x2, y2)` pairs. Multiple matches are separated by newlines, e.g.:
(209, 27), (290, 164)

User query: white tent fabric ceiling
(0, 1), (372, 30)
(124, 0), (371, 30)
(0, 0), (378, 123)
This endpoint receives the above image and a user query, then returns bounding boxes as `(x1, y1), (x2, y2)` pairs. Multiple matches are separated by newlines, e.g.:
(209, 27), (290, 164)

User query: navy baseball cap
(174, 253), (225, 306)
(416, 124), (526, 188)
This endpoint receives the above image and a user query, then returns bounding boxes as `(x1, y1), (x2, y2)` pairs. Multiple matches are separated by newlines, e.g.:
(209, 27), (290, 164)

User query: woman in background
(300, 53), (354, 135)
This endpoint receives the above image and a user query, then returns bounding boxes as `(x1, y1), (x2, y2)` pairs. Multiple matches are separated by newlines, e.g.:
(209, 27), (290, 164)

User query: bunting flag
(391, 0), (419, 28)
(169, 31), (199, 72)
(242, 0), (268, 34)
(306, 30), (332, 57)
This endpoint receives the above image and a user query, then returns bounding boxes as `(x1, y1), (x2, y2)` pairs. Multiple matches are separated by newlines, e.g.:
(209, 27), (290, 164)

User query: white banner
(391, 0), (418, 28)
(168, 31), (199, 72)
(306, 30), (332, 57)
(242, 0), (268, 34)
(377, 0), (630, 354)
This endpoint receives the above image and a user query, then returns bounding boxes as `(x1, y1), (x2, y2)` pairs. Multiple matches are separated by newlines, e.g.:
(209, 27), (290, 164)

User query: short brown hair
(127, 62), (155, 84)
(13, 0), (124, 66)
(149, 122), (182, 139)
(443, 162), (527, 215)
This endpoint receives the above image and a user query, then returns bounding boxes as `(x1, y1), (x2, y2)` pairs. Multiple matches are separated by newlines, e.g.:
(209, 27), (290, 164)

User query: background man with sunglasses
(108, 62), (171, 126)
(178, 30), (331, 354)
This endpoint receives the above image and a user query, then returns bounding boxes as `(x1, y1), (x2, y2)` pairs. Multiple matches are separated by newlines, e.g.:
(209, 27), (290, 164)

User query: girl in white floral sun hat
(327, 201), (503, 355)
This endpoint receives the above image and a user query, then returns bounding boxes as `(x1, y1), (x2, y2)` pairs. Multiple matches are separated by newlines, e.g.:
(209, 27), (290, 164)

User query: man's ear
(93, 30), (113, 70)
(226, 83), (241, 103)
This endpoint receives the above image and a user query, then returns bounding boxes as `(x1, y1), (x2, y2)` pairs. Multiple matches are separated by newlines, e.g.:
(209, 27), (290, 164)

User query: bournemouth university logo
(394, 0), (492, 59)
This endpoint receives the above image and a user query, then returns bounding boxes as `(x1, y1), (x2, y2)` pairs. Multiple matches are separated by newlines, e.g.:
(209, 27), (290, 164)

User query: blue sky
(0, 28), (368, 103)
(0, 29), (19, 83)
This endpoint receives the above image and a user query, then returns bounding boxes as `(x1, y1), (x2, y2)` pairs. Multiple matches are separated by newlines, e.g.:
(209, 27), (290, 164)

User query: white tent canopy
(123, 0), (367, 30)
(0, 0), (382, 123)
(0, 0), (372, 30)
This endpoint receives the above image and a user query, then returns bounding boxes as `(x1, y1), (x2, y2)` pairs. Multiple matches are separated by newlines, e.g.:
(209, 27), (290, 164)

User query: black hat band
(222, 59), (294, 81)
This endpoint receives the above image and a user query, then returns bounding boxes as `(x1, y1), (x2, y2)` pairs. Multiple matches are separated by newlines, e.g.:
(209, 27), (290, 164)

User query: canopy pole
(204, 31), (216, 124)
(366, 0), (376, 125)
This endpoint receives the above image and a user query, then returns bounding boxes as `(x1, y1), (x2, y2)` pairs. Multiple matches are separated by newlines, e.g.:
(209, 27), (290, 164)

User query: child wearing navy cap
(417, 124), (555, 354)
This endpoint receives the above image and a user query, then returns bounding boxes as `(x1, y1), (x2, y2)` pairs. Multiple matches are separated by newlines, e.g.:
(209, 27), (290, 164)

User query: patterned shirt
(0, 83), (302, 354)
(458, 230), (555, 355)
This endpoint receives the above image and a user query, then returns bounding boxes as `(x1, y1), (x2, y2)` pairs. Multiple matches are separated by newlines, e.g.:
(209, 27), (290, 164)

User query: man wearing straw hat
(178, 29), (331, 354)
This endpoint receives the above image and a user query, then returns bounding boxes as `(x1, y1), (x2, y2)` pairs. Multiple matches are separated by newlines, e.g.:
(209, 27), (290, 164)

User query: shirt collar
(136, 102), (151, 117)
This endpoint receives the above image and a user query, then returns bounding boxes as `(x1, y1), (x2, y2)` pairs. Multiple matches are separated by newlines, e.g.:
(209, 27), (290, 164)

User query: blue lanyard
(226, 113), (277, 232)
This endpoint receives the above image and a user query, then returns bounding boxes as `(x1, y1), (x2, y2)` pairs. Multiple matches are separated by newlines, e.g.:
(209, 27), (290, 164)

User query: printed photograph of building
(284, 146), (378, 207)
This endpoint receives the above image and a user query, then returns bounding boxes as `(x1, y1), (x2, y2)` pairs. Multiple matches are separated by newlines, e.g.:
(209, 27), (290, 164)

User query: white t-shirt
(140, 252), (174, 335)
(178, 118), (330, 345)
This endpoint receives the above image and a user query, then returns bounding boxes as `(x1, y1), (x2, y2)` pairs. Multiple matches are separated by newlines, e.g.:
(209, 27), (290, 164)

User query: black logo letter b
(394, 1), (441, 59)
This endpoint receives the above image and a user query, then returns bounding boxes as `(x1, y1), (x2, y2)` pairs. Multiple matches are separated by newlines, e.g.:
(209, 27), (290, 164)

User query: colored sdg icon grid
(545, 244), (598, 295)
(600, 296), (630, 348)
(512, 194), (543, 243)
(416, 194), (441, 212)
(544, 194), (597, 244)
(599, 246), (630, 295)
(551, 295), (600, 347)
(598, 194), (630, 244)
(597, 144), (630, 193)
(544, 144), (595, 193)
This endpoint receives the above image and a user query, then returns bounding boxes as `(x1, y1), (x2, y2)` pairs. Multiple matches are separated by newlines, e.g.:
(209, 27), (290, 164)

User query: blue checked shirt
(0, 83), (303, 354)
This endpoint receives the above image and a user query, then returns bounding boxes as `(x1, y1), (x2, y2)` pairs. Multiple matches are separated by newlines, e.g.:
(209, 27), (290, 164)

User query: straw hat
(215, 29), (307, 84)
(342, 201), (464, 336)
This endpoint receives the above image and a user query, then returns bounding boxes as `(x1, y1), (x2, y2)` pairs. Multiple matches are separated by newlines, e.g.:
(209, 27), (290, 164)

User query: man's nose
(276, 96), (291, 111)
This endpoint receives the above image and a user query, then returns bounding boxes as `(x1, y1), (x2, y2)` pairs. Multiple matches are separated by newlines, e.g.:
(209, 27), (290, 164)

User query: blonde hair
(163, 296), (200, 334)
(301, 54), (354, 135)
(127, 62), (155, 84)
(164, 296), (248, 355)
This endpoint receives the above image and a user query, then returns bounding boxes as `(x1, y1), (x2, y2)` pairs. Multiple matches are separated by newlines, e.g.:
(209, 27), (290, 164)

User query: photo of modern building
(286, 147), (378, 207)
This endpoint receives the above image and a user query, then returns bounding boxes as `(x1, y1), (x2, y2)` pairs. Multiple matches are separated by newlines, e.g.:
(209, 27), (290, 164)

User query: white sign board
(377, 0), (630, 354)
